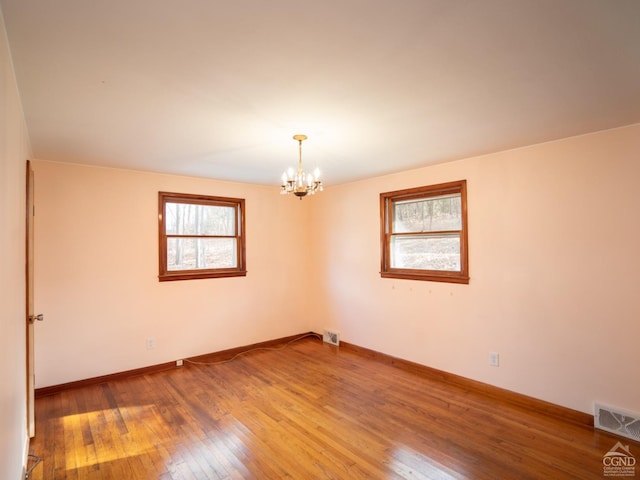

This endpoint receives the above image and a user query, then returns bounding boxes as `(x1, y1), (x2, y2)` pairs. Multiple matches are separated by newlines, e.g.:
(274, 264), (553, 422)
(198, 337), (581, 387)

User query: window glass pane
(391, 234), (460, 271)
(167, 237), (237, 270)
(165, 203), (236, 236)
(393, 194), (461, 233)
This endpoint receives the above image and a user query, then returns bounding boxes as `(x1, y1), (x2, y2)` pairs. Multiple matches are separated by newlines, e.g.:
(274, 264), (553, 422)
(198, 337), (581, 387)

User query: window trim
(380, 180), (469, 284)
(158, 191), (247, 281)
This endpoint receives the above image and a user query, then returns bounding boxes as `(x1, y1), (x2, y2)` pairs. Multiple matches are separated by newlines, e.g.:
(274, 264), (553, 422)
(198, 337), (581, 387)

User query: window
(158, 192), (246, 281)
(380, 180), (468, 284)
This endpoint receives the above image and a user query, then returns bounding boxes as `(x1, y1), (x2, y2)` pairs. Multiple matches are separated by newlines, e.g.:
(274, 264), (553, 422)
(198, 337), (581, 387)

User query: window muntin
(159, 192), (246, 281)
(380, 180), (468, 283)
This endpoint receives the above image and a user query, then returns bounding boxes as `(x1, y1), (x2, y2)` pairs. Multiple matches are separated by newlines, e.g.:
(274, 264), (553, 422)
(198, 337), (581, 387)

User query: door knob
(28, 314), (44, 323)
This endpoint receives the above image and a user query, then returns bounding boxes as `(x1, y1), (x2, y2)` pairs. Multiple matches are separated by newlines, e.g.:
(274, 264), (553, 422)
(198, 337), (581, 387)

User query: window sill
(159, 270), (247, 282)
(380, 271), (469, 284)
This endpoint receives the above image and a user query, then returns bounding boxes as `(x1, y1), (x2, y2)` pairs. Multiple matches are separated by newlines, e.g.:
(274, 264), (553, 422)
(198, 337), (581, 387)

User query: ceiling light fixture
(280, 134), (323, 199)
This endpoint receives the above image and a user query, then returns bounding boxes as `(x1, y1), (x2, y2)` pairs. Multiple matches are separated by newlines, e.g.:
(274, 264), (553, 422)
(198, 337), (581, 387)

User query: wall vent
(323, 329), (340, 346)
(595, 403), (640, 442)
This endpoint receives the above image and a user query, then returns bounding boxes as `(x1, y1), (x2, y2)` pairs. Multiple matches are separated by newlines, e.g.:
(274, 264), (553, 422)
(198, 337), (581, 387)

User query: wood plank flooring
(27, 337), (637, 479)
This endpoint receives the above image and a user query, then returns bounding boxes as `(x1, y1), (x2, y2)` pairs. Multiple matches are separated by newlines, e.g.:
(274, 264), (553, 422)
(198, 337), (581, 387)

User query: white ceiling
(2, 0), (639, 186)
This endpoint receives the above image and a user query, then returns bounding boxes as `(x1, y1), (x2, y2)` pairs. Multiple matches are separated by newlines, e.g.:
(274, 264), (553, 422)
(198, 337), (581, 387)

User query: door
(25, 160), (41, 437)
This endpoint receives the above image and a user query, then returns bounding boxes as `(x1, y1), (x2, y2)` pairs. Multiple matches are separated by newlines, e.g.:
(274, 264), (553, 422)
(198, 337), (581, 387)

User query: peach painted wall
(0, 9), (32, 480)
(33, 161), (312, 387)
(308, 124), (640, 415)
(31, 125), (640, 416)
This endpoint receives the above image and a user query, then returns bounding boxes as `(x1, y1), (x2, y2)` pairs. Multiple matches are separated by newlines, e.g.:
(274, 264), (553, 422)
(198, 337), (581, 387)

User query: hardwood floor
(28, 337), (636, 479)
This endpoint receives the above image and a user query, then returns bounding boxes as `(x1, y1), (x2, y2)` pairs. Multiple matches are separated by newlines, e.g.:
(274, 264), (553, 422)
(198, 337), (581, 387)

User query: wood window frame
(158, 192), (247, 281)
(380, 180), (469, 284)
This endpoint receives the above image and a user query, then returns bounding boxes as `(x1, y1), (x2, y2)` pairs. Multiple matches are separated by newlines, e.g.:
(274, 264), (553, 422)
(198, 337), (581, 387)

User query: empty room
(1, 1), (639, 479)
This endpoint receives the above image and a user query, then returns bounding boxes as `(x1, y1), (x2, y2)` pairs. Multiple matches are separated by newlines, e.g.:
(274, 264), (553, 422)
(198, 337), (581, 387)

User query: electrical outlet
(176, 359), (183, 367)
(489, 352), (499, 367)
(146, 337), (155, 350)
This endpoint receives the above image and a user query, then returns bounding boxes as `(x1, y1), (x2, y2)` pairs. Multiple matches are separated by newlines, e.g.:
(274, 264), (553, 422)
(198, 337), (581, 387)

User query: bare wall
(0, 8), (32, 479)
(33, 161), (312, 387)
(308, 124), (640, 415)
(31, 124), (640, 416)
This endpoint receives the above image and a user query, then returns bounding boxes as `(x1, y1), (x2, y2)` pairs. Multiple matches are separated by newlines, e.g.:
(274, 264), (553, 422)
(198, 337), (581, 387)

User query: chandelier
(280, 134), (323, 199)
